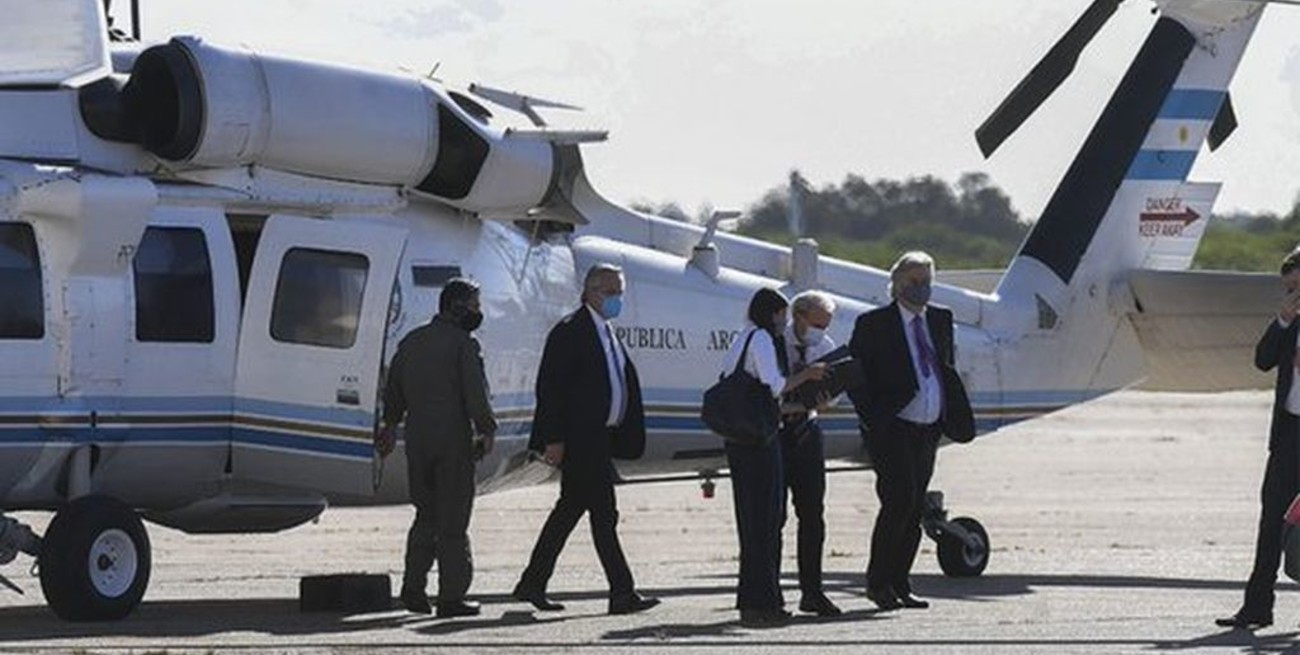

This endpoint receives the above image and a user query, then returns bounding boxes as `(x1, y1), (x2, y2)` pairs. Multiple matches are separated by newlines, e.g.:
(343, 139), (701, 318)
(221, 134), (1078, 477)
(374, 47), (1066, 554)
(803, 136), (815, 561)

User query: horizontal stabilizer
(1127, 269), (1275, 391)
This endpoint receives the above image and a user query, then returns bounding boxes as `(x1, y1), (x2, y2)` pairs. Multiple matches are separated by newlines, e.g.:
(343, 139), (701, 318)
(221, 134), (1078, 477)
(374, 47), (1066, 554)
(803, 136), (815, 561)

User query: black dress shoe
(866, 587), (901, 611)
(895, 592), (930, 609)
(512, 584), (565, 612)
(400, 589), (432, 615)
(1214, 611), (1272, 629)
(798, 593), (843, 617)
(609, 592), (661, 615)
(740, 608), (792, 626)
(435, 599), (481, 618)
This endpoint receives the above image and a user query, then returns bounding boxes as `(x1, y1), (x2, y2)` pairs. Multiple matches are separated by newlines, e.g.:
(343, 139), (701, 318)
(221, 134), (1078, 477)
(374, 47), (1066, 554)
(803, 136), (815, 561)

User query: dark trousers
(780, 419), (827, 596)
(864, 418), (939, 595)
(1244, 414), (1300, 613)
(518, 447), (635, 597)
(404, 449), (475, 603)
(726, 437), (786, 611)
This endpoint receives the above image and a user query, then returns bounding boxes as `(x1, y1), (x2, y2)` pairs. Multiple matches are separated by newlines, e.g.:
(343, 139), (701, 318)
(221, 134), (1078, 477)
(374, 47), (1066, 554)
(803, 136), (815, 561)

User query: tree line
(635, 170), (1300, 272)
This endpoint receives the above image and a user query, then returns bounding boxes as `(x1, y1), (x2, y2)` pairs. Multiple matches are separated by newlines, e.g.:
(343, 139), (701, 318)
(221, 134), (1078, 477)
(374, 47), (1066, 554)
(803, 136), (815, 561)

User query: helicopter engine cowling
(107, 37), (553, 213)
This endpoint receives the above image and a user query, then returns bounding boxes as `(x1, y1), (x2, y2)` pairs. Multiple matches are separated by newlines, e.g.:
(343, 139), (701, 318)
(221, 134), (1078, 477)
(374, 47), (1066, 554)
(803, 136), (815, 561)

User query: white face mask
(801, 326), (825, 345)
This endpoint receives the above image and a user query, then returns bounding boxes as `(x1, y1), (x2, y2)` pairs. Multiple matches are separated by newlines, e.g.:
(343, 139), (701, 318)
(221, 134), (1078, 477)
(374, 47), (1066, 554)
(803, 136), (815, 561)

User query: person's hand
(479, 432), (496, 456)
(803, 362), (829, 382)
(814, 390), (834, 411)
(374, 424), (397, 458)
(1282, 288), (1300, 324)
(543, 442), (565, 467)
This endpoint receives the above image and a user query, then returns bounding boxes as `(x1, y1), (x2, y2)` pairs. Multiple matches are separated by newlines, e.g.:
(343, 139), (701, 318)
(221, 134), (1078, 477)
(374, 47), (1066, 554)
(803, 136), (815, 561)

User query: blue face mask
(601, 294), (624, 319)
(901, 282), (932, 306)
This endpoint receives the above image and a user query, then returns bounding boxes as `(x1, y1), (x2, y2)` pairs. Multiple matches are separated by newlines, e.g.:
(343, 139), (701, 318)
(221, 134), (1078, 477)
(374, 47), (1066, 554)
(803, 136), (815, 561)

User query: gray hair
(888, 251), (935, 299)
(583, 263), (624, 295)
(791, 290), (836, 317)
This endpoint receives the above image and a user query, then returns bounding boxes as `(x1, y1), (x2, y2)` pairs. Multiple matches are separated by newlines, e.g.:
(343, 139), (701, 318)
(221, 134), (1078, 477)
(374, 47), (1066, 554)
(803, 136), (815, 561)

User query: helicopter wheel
(39, 495), (152, 621)
(936, 516), (989, 577)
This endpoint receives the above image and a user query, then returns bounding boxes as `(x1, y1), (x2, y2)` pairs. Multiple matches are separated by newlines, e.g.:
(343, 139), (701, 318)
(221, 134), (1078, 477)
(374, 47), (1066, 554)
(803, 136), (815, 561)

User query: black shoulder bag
(701, 329), (780, 447)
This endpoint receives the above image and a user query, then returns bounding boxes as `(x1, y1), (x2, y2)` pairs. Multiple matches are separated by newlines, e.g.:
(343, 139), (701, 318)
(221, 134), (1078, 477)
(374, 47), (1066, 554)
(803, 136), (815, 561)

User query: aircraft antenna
(130, 0), (141, 41)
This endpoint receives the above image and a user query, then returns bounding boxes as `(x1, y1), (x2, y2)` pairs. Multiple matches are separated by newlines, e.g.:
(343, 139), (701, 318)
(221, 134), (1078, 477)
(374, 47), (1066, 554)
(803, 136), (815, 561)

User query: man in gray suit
(379, 278), (497, 618)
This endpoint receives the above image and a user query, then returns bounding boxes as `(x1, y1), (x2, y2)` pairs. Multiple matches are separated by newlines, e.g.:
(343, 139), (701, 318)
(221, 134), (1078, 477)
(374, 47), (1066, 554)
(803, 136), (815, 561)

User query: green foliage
(738, 170), (1028, 269)
(643, 168), (1300, 272)
(1194, 203), (1300, 271)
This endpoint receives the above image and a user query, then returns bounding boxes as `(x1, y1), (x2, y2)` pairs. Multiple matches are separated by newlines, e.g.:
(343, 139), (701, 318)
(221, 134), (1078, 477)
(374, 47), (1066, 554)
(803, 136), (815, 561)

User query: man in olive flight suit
(379, 278), (497, 618)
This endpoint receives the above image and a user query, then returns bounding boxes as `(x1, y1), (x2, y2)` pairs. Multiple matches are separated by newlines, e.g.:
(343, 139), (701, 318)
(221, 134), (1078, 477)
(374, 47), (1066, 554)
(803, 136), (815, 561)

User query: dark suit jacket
(528, 307), (647, 460)
(848, 301), (974, 442)
(383, 315), (498, 462)
(1256, 318), (1298, 452)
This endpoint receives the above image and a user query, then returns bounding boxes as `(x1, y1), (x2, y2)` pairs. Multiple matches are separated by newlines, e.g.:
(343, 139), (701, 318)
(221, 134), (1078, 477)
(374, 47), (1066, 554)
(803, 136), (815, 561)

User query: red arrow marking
(1138, 207), (1200, 226)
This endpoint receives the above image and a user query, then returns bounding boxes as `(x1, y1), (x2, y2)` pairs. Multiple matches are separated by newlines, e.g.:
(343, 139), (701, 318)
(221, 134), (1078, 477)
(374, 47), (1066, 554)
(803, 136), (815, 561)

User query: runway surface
(2, 390), (1297, 654)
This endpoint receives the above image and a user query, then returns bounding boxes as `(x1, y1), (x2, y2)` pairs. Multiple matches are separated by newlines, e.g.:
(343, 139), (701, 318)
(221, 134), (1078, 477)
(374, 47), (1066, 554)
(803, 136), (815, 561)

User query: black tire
(38, 495), (152, 621)
(936, 516), (989, 577)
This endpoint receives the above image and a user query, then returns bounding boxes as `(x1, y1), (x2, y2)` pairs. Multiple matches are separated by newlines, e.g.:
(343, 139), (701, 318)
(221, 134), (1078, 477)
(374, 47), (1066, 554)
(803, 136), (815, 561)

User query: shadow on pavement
(0, 598), (406, 640)
(601, 608), (885, 642)
(412, 609), (571, 636)
(1152, 629), (1300, 653)
(815, 570), (1250, 600)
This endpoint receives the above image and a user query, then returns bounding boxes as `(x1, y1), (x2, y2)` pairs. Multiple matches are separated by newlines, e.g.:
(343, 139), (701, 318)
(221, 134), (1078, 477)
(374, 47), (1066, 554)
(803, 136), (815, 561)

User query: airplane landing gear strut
(0, 515), (41, 594)
(922, 490), (990, 577)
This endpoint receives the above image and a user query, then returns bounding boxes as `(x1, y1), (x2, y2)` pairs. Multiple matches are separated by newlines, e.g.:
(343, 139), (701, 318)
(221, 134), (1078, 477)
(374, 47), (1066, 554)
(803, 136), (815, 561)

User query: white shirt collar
(586, 303), (611, 329)
(899, 303), (927, 323)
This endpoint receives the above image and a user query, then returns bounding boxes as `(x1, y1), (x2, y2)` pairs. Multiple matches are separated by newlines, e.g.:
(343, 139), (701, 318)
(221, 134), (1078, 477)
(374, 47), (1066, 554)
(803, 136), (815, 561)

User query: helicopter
(0, 0), (1285, 621)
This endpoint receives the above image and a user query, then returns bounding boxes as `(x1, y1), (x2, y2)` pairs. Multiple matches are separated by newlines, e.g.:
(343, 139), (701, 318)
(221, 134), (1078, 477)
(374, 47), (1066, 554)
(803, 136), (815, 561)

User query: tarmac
(2, 389), (1298, 654)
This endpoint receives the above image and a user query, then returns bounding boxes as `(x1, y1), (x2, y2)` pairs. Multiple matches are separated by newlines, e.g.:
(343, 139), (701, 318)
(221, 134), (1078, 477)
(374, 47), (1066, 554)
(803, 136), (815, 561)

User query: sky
(135, 1), (1300, 221)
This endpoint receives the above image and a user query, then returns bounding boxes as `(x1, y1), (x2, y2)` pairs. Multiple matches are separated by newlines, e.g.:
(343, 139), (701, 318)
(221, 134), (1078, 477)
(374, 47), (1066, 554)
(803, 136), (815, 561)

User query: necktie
(606, 324), (627, 422)
(911, 315), (936, 379)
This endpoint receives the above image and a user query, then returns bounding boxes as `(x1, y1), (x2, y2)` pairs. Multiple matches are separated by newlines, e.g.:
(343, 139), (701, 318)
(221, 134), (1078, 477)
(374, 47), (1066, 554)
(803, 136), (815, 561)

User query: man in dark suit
(512, 263), (660, 616)
(1216, 248), (1300, 630)
(849, 251), (971, 611)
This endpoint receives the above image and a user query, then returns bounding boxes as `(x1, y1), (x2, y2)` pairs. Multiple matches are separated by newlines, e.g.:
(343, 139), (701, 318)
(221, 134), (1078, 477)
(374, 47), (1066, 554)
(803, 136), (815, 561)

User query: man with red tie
(849, 251), (968, 611)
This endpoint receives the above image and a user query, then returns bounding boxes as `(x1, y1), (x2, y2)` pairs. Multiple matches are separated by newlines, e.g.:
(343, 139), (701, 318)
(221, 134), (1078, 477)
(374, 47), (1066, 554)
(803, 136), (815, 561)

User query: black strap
(773, 334), (790, 377)
(731, 329), (759, 377)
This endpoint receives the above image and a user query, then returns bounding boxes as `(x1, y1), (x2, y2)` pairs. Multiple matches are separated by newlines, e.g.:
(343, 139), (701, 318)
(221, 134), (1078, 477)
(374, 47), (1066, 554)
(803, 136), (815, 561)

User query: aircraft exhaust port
(90, 37), (555, 214)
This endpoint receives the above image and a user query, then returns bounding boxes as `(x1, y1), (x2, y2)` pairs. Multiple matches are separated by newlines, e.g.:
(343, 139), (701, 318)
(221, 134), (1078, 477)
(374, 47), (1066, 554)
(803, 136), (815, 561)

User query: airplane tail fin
(987, 6), (1264, 401)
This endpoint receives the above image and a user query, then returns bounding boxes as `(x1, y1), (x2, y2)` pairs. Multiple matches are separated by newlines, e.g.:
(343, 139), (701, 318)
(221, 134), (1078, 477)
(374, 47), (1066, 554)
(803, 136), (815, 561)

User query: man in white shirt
(779, 291), (842, 616)
(849, 251), (967, 611)
(1217, 247), (1300, 630)
(513, 263), (660, 616)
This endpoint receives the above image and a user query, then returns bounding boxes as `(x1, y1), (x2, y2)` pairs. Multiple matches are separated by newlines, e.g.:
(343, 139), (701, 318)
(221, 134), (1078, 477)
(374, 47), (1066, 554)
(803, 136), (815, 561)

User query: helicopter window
(0, 223), (44, 340)
(271, 248), (369, 349)
(133, 227), (215, 343)
(412, 265), (462, 288)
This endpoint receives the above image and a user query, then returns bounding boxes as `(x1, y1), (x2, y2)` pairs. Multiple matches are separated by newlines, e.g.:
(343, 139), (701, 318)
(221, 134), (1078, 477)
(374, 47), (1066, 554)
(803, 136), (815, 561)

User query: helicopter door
(232, 215), (406, 497)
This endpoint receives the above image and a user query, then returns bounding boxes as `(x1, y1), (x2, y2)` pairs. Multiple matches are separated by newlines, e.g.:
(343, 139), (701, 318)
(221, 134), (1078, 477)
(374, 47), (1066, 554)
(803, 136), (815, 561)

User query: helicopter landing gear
(922, 491), (989, 577)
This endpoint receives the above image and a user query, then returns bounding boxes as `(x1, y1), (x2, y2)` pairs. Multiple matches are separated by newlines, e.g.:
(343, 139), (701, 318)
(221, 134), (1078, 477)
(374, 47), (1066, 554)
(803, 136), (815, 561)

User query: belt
(896, 417), (941, 434)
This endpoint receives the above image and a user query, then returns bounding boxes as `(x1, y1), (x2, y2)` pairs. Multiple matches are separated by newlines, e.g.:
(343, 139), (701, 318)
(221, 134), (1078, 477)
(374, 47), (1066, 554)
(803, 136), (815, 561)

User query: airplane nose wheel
(922, 491), (990, 577)
(38, 495), (151, 621)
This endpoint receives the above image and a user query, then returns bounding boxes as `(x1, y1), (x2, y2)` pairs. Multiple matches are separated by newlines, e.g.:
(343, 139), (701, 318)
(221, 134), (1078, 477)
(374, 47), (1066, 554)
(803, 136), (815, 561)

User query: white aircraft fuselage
(0, 0), (1276, 621)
